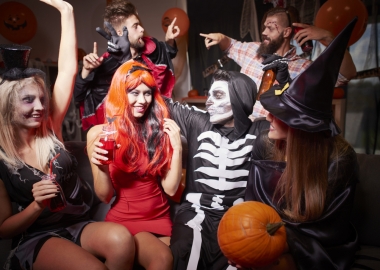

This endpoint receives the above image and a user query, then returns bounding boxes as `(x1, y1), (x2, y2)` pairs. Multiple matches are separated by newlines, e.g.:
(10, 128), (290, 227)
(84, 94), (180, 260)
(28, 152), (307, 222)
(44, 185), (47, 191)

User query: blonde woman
(0, 1), (134, 269)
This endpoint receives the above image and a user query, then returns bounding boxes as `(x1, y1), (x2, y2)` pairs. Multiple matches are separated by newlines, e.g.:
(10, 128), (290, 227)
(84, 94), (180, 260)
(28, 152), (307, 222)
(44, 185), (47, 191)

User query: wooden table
(181, 96), (207, 110)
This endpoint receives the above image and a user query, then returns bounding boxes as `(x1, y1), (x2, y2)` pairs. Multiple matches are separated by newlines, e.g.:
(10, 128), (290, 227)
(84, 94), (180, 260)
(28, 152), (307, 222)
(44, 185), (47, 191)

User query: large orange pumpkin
(217, 201), (287, 268)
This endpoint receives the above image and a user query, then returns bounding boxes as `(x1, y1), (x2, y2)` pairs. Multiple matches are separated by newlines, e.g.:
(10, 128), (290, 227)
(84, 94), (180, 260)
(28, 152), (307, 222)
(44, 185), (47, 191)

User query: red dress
(105, 150), (172, 236)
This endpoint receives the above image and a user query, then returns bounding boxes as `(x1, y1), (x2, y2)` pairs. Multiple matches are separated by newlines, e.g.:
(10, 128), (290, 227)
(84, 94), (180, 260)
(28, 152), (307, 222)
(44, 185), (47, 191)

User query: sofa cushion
(64, 141), (114, 221)
(64, 141), (101, 207)
(351, 245), (380, 270)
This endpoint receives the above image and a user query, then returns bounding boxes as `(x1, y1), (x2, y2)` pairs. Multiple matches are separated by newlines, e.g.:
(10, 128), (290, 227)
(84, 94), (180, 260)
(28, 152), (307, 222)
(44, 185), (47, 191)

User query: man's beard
(130, 37), (145, 50)
(257, 33), (285, 55)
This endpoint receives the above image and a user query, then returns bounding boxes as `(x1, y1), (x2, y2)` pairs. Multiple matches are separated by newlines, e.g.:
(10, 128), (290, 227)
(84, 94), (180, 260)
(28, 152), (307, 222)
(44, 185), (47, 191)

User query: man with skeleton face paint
(165, 70), (269, 269)
(206, 81), (233, 125)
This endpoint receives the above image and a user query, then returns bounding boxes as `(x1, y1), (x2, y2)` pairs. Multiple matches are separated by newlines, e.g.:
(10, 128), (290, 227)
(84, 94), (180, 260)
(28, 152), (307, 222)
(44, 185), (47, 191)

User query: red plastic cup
(99, 138), (116, 165)
(293, 26), (313, 53)
(42, 174), (67, 212)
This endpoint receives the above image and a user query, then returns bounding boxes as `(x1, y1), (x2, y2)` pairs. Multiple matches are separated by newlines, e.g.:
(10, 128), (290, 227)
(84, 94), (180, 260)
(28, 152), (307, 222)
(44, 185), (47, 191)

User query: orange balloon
(0, 2), (37, 44)
(315, 0), (368, 46)
(162, 8), (190, 37)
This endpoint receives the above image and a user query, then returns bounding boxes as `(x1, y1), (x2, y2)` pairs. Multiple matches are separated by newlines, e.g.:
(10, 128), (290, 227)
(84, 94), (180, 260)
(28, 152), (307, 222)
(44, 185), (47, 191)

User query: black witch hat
(0, 44), (45, 83)
(260, 17), (357, 137)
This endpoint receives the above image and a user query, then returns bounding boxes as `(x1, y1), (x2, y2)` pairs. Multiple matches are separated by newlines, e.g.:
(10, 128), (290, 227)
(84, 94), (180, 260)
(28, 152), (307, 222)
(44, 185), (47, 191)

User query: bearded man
(74, 0), (179, 130)
(165, 69), (269, 269)
(200, 6), (357, 120)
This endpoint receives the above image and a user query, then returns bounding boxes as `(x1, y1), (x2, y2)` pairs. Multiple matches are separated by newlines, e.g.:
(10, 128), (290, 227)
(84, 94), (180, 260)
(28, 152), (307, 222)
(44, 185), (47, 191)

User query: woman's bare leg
(158, 236), (170, 246)
(134, 232), (173, 270)
(34, 237), (107, 270)
(80, 222), (135, 270)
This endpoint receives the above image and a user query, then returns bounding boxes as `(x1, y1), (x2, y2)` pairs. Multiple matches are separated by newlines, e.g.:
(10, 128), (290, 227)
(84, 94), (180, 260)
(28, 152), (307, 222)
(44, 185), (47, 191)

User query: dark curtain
(346, 0), (380, 154)
(187, 0), (271, 95)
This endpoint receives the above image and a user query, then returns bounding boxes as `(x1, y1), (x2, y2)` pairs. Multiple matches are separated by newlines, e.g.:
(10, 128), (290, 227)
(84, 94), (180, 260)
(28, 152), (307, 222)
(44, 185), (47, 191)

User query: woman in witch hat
(242, 18), (360, 269)
(0, 1), (134, 269)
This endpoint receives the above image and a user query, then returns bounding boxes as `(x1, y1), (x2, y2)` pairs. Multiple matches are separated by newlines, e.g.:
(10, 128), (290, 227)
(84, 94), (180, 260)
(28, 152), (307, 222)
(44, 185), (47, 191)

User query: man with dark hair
(200, 6), (356, 120)
(74, 0), (179, 130)
(166, 69), (269, 269)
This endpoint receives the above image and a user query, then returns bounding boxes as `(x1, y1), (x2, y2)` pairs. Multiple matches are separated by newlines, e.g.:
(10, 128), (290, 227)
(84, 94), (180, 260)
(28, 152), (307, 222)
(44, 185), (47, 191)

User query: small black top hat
(0, 44), (31, 70)
(260, 17), (357, 137)
(0, 44), (45, 82)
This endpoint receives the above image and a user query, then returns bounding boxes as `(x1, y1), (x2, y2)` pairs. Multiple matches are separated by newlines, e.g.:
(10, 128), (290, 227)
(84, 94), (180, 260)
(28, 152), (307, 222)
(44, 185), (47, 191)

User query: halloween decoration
(333, 88), (345, 99)
(315, 0), (367, 46)
(202, 54), (230, 78)
(161, 8), (189, 37)
(0, 1), (37, 44)
(188, 89), (199, 97)
(217, 201), (286, 268)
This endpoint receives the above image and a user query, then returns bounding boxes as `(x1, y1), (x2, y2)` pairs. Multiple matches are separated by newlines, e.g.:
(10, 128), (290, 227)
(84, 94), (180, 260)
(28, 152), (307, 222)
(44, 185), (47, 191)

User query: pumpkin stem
(266, 222), (285, 236)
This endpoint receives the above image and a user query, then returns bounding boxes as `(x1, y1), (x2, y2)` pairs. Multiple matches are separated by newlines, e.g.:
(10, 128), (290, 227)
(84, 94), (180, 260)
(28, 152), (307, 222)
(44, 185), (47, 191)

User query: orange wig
(105, 60), (172, 177)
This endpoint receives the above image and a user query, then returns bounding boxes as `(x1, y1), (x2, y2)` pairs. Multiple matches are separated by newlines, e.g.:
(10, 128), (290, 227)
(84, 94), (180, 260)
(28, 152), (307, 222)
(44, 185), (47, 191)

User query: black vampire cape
(74, 36), (177, 130)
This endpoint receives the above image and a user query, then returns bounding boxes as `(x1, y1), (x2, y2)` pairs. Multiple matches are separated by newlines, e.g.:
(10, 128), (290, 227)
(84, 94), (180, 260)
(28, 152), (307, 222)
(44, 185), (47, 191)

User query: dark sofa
(1, 141), (379, 269)
(350, 154), (380, 269)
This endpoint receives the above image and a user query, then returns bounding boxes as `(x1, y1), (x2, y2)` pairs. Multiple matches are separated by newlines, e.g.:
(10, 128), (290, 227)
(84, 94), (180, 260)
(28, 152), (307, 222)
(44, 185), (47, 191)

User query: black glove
(96, 21), (131, 64)
(261, 54), (291, 86)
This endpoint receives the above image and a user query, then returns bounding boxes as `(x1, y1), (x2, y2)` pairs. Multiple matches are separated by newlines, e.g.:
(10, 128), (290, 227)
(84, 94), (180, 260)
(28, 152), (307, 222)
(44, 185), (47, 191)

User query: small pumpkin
(217, 201), (287, 268)
(333, 87), (345, 99)
(188, 89), (199, 97)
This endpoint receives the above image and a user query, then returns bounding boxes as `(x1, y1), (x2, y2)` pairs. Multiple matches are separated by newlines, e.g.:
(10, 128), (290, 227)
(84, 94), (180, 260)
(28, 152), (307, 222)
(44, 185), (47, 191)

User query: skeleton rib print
(185, 130), (256, 210)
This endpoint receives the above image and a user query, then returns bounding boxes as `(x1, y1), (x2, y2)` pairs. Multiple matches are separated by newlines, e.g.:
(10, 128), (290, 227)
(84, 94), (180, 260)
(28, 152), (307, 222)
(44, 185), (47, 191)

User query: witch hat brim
(260, 17), (358, 136)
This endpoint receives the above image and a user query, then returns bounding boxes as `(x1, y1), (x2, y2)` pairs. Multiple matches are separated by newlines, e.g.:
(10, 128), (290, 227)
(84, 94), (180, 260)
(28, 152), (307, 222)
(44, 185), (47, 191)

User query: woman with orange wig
(87, 60), (182, 269)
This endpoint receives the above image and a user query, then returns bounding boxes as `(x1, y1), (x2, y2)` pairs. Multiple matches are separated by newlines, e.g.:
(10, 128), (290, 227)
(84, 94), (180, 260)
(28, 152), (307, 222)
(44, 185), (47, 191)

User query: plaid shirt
(226, 39), (349, 119)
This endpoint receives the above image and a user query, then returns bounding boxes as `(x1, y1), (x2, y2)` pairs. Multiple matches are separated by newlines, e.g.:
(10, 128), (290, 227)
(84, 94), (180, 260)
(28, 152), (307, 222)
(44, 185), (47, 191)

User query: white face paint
(205, 81), (233, 124)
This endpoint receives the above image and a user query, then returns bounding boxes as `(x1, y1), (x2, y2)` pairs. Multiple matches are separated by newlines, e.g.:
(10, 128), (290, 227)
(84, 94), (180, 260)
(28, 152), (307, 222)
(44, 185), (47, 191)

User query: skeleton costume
(167, 71), (269, 269)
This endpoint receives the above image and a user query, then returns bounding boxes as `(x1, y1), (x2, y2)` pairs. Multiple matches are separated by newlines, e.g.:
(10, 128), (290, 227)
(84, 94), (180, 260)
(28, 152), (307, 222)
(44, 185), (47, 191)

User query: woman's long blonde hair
(0, 76), (62, 169)
(272, 127), (350, 222)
